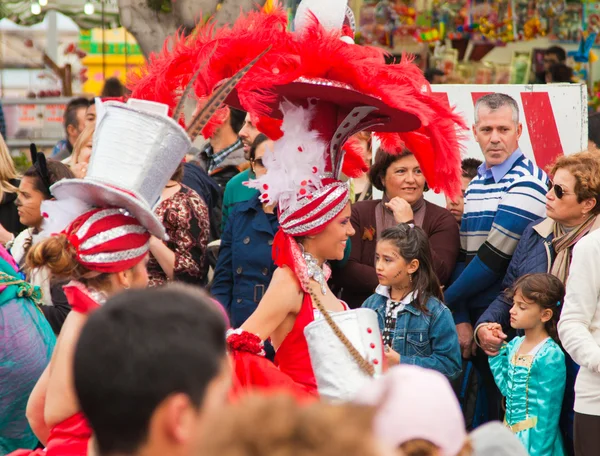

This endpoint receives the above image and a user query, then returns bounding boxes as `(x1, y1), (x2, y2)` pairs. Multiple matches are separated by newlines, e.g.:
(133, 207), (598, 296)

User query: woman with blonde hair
(0, 134), (24, 244)
(68, 123), (94, 179)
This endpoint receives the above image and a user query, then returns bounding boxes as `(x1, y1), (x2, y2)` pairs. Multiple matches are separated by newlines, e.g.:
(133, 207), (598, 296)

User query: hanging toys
(524, 17), (544, 39)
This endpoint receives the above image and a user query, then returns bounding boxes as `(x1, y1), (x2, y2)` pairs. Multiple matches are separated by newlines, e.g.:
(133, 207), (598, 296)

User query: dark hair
(229, 107), (246, 134)
(23, 159), (74, 199)
(170, 162), (184, 183)
(74, 284), (227, 455)
(424, 68), (445, 83)
(546, 46), (567, 62)
(379, 224), (443, 312)
(368, 148), (413, 192)
(249, 133), (269, 161)
(461, 158), (482, 180)
(474, 93), (519, 124)
(63, 97), (91, 133)
(589, 113), (600, 149)
(101, 77), (125, 97)
(548, 63), (573, 83)
(506, 273), (564, 344)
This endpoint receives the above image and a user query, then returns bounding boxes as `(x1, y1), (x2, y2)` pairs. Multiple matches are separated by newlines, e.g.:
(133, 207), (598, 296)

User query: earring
(124, 285), (130, 290)
(408, 273), (413, 283)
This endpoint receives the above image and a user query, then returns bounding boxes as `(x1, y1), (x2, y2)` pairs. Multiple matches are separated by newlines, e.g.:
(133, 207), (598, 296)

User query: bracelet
(226, 328), (265, 356)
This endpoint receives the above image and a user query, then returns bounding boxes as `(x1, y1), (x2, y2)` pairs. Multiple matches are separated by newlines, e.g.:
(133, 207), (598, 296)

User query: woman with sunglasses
(475, 151), (600, 456)
(212, 134), (279, 331)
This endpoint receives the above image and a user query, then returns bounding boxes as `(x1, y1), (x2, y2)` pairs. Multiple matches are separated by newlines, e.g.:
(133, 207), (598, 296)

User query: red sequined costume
(130, 0), (466, 398)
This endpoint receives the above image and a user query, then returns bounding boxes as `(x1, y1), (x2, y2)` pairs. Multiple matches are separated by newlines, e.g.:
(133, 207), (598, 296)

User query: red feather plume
(128, 3), (466, 198)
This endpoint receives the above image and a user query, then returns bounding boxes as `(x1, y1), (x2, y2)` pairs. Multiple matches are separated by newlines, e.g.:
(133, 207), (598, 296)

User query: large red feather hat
(130, 0), (466, 284)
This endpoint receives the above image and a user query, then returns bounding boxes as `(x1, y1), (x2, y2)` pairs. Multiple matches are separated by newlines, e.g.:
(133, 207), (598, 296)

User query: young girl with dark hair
(488, 273), (566, 456)
(361, 224), (461, 380)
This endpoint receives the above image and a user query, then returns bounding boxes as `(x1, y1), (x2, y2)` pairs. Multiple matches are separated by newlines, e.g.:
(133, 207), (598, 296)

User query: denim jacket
(362, 286), (462, 380)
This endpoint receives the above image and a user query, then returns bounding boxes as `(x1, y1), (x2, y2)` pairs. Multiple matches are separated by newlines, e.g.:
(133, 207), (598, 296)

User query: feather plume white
(294, 0), (347, 34)
(247, 102), (327, 213)
(39, 197), (93, 239)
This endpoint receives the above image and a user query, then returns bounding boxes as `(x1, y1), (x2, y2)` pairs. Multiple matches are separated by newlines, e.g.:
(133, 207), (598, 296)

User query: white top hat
(51, 99), (192, 239)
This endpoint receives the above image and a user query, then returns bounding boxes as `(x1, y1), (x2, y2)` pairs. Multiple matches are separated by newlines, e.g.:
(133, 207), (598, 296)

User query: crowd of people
(1, 2), (600, 456)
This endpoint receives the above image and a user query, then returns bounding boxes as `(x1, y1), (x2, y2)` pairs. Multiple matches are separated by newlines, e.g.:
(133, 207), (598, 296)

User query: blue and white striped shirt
(445, 149), (549, 322)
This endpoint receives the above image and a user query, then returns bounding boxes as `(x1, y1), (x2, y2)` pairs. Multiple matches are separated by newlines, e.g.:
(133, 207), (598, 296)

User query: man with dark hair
(220, 113), (262, 231)
(101, 77), (125, 97)
(446, 157), (483, 224)
(444, 92), (549, 422)
(52, 97), (91, 160)
(546, 63), (573, 83)
(536, 46), (567, 83)
(545, 46), (567, 68)
(424, 68), (446, 84)
(197, 106), (247, 188)
(589, 112), (600, 151)
(73, 285), (230, 456)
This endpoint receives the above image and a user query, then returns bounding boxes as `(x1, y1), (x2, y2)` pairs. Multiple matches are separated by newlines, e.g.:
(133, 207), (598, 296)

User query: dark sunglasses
(251, 158), (265, 168)
(550, 182), (572, 199)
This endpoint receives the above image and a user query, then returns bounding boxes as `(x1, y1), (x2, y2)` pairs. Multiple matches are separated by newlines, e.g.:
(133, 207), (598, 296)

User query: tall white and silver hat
(51, 99), (192, 239)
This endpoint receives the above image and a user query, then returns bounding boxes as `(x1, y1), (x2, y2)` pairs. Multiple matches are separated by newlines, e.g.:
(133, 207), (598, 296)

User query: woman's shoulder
(538, 338), (565, 361)
(424, 201), (456, 225)
(424, 296), (450, 314)
(351, 199), (380, 226)
(352, 199), (380, 212)
(271, 266), (302, 289)
(177, 184), (208, 211)
(362, 292), (385, 309)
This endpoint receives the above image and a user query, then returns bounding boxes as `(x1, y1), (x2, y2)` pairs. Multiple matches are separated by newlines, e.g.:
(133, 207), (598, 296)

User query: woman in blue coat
(211, 134), (279, 328)
(475, 152), (600, 455)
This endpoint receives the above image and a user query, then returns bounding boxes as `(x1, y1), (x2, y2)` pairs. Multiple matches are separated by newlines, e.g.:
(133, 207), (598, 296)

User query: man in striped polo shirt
(444, 93), (549, 420)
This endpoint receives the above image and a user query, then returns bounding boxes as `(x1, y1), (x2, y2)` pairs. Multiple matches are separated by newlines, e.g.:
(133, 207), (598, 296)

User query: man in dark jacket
(198, 107), (246, 188)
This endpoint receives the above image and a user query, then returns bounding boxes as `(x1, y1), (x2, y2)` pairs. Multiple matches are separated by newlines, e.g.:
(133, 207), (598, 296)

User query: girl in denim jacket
(362, 224), (461, 379)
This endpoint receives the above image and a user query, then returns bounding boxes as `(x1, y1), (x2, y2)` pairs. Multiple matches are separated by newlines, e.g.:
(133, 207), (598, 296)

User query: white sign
(372, 83), (588, 206)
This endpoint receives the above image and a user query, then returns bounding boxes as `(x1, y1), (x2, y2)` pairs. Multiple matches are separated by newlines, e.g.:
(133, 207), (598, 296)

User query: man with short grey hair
(444, 92), (549, 421)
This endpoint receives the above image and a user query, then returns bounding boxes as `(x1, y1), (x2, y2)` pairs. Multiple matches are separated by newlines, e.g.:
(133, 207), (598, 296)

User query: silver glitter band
(280, 183), (348, 229)
(80, 225), (148, 252)
(79, 242), (150, 265)
(76, 208), (124, 238)
(282, 187), (349, 235)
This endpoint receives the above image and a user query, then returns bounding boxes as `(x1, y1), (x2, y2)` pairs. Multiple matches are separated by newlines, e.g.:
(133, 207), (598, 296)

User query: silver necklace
(302, 250), (328, 295)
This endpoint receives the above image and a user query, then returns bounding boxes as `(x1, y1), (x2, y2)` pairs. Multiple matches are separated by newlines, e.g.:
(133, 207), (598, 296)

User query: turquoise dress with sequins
(489, 337), (566, 456)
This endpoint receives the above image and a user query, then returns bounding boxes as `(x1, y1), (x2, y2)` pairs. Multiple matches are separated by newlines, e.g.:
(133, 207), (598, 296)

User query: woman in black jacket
(8, 149), (75, 334)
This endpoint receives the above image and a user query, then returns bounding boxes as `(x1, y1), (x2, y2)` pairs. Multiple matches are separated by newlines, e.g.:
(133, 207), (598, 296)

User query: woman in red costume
(8, 98), (196, 456)
(131, 0), (467, 399)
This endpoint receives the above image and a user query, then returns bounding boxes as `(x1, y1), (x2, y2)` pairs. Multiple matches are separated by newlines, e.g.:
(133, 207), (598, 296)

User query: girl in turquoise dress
(487, 273), (566, 456)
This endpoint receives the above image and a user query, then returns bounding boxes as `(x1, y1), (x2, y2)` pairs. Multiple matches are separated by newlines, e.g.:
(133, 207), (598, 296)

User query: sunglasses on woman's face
(252, 158), (265, 168)
(550, 182), (572, 199)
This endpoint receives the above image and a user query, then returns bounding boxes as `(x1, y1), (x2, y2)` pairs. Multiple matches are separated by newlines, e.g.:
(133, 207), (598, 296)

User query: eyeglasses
(550, 182), (573, 199)
(251, 158), (265, 168)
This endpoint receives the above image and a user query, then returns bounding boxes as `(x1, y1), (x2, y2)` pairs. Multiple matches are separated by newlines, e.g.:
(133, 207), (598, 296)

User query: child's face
(509, 289), (551, 330)
(374, 240), (418, 288)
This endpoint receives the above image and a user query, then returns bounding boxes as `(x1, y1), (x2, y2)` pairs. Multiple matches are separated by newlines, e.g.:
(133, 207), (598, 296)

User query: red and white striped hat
(62, 208), (150, 273)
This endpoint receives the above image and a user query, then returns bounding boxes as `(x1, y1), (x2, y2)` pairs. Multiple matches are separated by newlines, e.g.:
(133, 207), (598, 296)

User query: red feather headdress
(129, 1), (466, 198)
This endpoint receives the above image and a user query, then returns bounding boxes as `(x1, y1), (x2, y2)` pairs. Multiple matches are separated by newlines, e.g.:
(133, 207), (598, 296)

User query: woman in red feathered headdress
(130, 0), (466, 401)
(8, 99), (194, 456)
